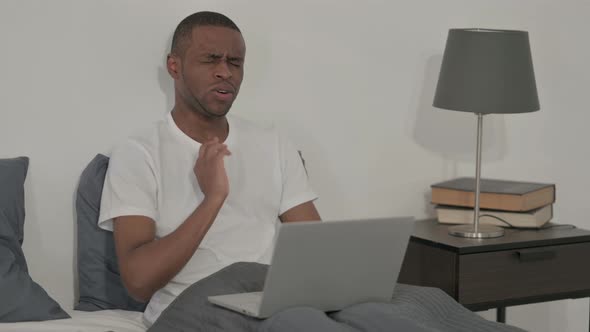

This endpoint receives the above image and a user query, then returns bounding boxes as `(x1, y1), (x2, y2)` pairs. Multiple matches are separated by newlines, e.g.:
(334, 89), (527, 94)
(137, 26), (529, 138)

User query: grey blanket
(148, 262), (526, 332)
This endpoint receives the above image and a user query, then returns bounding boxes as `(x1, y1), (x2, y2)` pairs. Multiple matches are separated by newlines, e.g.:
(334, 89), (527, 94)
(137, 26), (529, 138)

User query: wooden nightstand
(398, 219), (590, 330)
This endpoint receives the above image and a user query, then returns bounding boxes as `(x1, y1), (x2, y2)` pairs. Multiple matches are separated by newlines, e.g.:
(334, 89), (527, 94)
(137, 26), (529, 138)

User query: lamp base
(448, 224), (505, 239)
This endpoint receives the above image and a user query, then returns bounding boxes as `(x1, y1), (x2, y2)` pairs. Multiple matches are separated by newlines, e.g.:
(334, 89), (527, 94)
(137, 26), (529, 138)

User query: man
(98, 11), (321, 325)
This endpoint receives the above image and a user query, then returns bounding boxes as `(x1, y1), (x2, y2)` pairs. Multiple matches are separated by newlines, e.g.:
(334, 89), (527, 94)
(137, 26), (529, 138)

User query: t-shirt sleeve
(98, 141), (158, 231)
(277, 132), (319, 215)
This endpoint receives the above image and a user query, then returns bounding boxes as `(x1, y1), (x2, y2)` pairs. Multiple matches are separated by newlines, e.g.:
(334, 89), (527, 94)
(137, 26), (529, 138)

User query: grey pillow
(75, 154), (146, 311)
(0, 157), (28, 244)
(0, 158), (70, 322)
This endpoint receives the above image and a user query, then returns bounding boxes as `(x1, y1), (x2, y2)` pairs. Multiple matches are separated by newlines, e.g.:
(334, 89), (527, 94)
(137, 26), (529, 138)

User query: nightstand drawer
(458, 242), (590, 305)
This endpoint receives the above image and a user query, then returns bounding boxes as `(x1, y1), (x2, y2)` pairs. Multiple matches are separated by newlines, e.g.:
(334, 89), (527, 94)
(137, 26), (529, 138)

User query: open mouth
(213, 88), (234, 101)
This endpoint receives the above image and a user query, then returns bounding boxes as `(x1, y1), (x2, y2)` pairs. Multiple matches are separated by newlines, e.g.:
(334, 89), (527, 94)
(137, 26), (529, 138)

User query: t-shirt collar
(167, 111), (234, 148)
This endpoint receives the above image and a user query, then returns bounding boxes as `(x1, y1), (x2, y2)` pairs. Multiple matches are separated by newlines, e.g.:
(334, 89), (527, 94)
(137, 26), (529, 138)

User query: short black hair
(171, 11), (241, 56)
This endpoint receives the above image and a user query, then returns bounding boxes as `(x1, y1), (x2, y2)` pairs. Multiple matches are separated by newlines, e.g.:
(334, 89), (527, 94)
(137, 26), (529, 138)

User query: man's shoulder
(110, 118), (168, 159)
(229, 115), (302, 156)
(229, 114), (277, 139)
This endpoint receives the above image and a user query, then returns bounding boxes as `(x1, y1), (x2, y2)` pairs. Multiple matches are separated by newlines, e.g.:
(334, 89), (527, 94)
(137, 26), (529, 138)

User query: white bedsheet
(0, 309), (147, 332)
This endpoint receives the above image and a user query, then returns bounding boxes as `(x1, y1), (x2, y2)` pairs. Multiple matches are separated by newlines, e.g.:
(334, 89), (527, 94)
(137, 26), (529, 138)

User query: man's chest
(154, 147), (282, 235)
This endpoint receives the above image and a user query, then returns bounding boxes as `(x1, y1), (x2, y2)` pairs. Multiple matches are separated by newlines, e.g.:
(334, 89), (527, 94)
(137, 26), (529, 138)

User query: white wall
(1, 1), (588, 331)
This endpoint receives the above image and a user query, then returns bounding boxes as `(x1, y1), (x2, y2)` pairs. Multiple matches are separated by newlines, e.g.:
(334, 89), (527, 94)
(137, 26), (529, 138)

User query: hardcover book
(431, 177), (555, 212)
(436, 204), (553, 228)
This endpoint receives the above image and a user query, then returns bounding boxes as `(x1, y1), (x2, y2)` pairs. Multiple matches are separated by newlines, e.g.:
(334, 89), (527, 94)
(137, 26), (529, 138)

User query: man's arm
(113, 138), (230, 302)
(280, 201), (321, 223)
(113, 197), (224, 302)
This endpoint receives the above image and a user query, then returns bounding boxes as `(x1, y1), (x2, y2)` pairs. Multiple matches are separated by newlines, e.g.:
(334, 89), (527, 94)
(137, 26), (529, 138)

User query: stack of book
(431, 177), (556, 229)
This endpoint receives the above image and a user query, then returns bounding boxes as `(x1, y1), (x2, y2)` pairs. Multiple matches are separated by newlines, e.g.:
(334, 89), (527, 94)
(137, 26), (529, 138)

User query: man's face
(171, 26), (246, 118)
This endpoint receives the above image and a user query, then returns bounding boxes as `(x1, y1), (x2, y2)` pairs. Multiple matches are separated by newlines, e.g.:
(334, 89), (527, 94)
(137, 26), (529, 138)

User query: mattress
(0, 309), (147, 332)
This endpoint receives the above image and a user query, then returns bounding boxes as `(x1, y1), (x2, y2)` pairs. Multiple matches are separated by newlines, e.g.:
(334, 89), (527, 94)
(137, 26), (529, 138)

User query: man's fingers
(217, 146), (231, 157)
(198, 139), (213, 158)
(208, 145), (231, 162)
(199, 137), (221, 159)
(204, 143), (230, 160)
(198, 144), (207, 159)
(215, 145), (231, 157)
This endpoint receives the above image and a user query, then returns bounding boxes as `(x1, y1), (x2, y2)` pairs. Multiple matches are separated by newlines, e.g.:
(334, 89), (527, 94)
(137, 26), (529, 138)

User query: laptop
(208, 216), (415, 318)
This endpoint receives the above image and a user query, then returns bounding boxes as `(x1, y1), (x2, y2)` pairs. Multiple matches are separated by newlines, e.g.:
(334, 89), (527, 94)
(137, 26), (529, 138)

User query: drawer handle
(516, 249), (556, 262)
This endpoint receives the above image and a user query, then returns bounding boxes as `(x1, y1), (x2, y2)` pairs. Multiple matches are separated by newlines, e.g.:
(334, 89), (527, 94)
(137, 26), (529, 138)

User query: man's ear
(167, 54), (181, 80)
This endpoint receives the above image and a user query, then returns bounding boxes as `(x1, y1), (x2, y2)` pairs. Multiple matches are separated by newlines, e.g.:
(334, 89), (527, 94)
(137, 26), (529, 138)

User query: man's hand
(194, 137), (231, 201)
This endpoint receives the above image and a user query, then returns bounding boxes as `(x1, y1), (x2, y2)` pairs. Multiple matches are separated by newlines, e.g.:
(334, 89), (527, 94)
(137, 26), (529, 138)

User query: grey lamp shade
(433, 29), (540, 114)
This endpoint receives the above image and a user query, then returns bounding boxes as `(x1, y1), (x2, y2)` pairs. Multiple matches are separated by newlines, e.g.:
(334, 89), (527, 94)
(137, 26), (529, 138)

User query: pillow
(0, 157), (28, 244)
(0, 157), (70, 322)
(75, 154), (146, 311)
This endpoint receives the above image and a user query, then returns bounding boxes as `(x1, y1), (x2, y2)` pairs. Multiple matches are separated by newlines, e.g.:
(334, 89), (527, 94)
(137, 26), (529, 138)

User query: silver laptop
(208, 217), (415, 318)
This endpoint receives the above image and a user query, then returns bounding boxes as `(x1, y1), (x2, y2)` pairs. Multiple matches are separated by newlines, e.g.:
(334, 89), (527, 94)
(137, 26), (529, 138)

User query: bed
(1, 262), (525, 332)
(0, 309), (146, 332)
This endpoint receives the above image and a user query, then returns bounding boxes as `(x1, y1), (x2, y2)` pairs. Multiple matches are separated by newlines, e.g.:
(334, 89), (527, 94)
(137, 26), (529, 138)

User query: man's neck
(171, 107), (229, 144)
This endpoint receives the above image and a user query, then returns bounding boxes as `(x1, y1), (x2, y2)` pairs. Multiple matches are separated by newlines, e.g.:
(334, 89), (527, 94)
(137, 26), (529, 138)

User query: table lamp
(432, 29), (540, 238)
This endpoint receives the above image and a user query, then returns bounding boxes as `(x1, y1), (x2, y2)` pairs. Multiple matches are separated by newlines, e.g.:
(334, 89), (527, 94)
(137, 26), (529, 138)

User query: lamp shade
(433, 29), (540, 114)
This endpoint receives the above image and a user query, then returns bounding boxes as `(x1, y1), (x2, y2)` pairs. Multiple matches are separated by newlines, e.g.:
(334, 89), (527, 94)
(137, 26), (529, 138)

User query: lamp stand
(448, 113), (505, 239)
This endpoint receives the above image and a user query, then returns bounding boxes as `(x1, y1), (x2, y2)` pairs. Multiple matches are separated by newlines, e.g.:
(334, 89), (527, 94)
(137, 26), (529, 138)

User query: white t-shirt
(98, 112), (317, 325)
